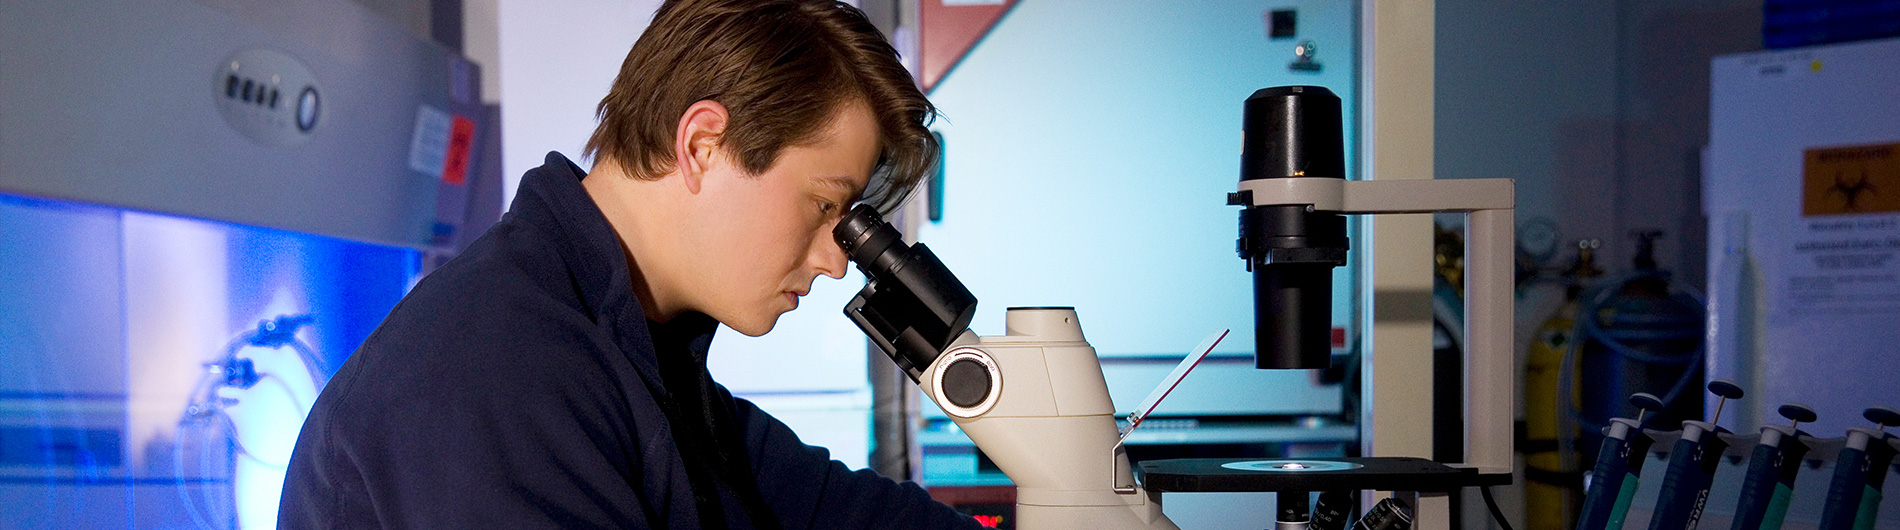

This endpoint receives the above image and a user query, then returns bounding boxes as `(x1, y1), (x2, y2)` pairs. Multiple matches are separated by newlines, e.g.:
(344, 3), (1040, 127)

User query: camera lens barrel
(1243, 86), (1344, 182)
(1237, 86), (1350, 370)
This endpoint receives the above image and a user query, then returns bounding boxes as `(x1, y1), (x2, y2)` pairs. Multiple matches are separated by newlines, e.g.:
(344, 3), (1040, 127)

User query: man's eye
(818, 201), (840, 215)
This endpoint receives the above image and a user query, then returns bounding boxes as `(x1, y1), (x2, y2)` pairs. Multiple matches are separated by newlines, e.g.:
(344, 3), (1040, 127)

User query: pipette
(1576, 392), (1664, 530)
(1645, 379), (1745, 530)
(1728, 403), (1816, 530)
(1817, 406), (1899, 530)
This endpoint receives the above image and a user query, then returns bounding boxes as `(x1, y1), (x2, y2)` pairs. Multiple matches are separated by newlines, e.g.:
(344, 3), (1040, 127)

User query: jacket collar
(510, 152), (719, 381)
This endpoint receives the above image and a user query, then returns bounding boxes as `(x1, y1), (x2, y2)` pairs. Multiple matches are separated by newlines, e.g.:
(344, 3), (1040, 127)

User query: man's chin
(725, 313), (783, 337)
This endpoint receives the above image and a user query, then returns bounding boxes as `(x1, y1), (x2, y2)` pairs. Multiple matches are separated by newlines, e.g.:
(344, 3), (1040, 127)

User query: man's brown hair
(585, 0), (937, 214)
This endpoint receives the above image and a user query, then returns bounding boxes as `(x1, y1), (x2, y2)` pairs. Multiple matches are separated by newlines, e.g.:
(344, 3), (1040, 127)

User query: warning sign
(1803, 142), (1900, 216)
(1787, 141), (1900, 312)
(443, 115), (476, 186)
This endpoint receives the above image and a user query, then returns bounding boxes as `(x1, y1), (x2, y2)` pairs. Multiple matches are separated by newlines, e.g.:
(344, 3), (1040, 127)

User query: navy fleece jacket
(278, 152), (978, 529)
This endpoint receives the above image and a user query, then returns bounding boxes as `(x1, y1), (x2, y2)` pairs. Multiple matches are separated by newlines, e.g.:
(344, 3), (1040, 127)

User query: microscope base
(1015, 496), (1180, 530)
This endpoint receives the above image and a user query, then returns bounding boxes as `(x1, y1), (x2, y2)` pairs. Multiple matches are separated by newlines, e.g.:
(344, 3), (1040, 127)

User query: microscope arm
(1237, 176), (1517, 476)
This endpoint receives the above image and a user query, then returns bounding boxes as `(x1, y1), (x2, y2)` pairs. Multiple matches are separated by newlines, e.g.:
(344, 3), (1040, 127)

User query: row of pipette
(1576, 380), (1899, 530)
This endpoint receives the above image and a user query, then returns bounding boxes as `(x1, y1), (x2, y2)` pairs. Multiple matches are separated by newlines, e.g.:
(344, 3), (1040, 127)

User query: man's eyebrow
(817, 175), (862, 195)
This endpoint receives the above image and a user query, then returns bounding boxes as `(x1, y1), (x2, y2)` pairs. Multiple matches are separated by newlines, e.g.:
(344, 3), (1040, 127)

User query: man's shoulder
(397, 215), (594, 337)
(281, 157), (677, 529)
(324, 216), (630, 413)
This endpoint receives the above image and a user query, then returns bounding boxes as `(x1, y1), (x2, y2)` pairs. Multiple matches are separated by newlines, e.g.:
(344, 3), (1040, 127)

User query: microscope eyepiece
(833, 205), (978, 381)
(836, 205), (898, 264)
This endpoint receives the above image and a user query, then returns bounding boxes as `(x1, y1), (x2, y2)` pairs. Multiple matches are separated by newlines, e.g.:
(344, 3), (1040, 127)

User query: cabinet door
(920, 0), (1360, 358)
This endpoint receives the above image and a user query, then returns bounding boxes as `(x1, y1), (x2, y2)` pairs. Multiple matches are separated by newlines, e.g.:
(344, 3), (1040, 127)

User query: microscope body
(833, 204), (1176, 529)
(920, 308), (1177, 530)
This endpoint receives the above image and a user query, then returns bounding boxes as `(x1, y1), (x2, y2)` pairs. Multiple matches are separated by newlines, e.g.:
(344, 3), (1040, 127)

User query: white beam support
(1414, 492), (1453, 530)
(1242, 175), (1516, 475)
(1362, 0), (1438, 467)
(1464, 206), (1515, 475)
(1239, 178), (1514, 214)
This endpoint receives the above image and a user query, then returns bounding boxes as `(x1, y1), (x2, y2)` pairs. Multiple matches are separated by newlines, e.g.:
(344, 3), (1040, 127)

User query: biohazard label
(1804, 142), (1900, 216)
(1787, 142), (1900, 312)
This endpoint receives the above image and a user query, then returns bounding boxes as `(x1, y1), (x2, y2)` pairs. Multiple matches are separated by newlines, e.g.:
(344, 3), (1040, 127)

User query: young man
(278, 1), (978, 528)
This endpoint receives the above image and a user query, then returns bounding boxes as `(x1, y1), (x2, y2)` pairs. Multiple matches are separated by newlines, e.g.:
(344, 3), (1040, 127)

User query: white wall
(462, 0), (500, 105)
(490, 0), (662, 208)
(1435, 0), (1618, 239)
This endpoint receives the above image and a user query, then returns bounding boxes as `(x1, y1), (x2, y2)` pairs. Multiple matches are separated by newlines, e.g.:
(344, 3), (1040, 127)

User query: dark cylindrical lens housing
(1277, 491), (1312, 525)
(1243, 86), (1344, 182)
(835, 205), (978, 379)
(1253, 262), (1334, 370)
(1311, 491), (1356, 530)
(1237, 86), (1349, 370)
(837, 205), (902, 265)
(1359, 498), (1414, 530)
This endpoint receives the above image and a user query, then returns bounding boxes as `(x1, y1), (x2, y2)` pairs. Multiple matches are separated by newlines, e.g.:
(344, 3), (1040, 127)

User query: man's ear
(673, 100), (730, 195)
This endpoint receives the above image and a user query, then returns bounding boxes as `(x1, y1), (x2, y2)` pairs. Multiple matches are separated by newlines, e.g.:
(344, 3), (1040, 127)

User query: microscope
(837, 86), (1514, 530)
(835, 205), (1178, 529)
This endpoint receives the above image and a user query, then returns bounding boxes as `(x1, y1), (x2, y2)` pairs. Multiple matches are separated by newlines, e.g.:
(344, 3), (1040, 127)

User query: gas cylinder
(1575, 231), (1706, 472)
(1523, 240), (1601, 530)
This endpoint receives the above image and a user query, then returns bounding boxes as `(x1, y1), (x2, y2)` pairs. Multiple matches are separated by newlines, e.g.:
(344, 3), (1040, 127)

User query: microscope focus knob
(934, 348), (1002, 418)
(943, 359), (992, 408)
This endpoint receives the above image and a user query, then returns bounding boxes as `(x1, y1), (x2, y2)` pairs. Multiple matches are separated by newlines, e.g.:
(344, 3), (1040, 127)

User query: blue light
(0, 193), (418, 528)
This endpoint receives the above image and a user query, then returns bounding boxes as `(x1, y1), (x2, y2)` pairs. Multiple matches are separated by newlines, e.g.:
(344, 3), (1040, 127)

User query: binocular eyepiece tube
(834, 205), (979, 381)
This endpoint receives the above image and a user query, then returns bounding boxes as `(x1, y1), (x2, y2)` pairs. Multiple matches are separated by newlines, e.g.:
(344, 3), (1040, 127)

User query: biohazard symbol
(1828, 169), (1879, 212)
(1803, 143), (1900, 216)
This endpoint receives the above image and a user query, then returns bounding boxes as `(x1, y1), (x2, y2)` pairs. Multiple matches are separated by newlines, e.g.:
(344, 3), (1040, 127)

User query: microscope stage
(1138, 457), (1510, 493)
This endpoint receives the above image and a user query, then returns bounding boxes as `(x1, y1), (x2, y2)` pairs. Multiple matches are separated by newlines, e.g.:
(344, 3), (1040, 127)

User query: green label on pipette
(1607, 473), (1640, 530)
(1760, 484), (1792, 530)
(1852, 486), (1880, 530)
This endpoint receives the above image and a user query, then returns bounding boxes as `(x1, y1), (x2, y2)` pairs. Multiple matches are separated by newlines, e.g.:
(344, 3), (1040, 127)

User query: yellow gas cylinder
(1525, 295), (1578, 530)
(1523, 240), (1599, 530)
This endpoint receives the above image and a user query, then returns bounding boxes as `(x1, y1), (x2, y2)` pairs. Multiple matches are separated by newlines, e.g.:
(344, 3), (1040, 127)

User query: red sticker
(442, 115), (476, 185)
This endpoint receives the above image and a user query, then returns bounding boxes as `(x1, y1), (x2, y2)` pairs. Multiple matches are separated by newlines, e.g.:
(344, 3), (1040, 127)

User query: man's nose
(811, 224), (848, 280)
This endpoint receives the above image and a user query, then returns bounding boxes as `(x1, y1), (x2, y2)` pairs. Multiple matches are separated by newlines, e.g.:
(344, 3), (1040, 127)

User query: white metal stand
(1239, 176), (1516, 528)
